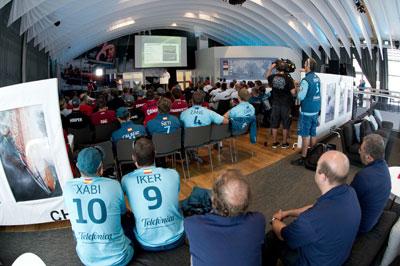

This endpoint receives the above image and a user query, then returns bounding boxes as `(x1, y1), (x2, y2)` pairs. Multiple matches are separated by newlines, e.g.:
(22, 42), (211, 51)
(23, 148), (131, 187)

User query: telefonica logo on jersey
(78, 232), (112, 241)
(141, 215), (175, 228)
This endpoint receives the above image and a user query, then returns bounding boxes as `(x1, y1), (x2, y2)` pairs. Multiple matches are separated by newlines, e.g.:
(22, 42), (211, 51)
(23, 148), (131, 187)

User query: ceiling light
(171, 23), (177, 27)
(249, 0), (263, 5)
(199, 13), (212, 21)
(95, 68), (104, 77)
(184, 12), (196, 18)
(108, 18), (135, 31)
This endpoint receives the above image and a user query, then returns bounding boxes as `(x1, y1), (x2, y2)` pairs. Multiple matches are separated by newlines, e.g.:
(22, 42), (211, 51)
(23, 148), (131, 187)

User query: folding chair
(183, 125), (212, 178)
(94, 121), (120, 143)
(116, 139), (135, 179)
(91, 141), (116, 179)
(68, 126), (93, 150)
(231, 123), (251, 162)
(210, 124), (234, 163)
(152, 128), (186, 180)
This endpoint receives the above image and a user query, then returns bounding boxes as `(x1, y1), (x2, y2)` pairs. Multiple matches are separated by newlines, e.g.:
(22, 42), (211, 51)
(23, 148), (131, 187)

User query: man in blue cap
(111, 107), (146, 144)
(63, 147), (134, 266)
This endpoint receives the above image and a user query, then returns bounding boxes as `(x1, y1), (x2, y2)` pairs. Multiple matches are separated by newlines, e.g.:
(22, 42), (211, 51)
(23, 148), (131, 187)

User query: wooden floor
(0, 125), (298, 233)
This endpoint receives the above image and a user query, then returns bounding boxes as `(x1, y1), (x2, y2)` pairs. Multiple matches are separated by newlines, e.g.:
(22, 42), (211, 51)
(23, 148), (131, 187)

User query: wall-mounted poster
(219, 57), (276, 81)
(347, 88), (353, 113)
(325, 83), (336, 123)
(0, 79), (73, 225)
(338, 78), (346, 116)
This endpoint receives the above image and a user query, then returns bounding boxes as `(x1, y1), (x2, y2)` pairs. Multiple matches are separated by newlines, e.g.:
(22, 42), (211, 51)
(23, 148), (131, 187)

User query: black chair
(210, 124), (234, 163)
(183, 125), (213, 178)
(152, 128), (186, 180)
(216, 99), (231, 115)
(68, 126), (93, 149)
(116, 139), (135, 178)
(91, 141), (115, 179)
(93, 121), (120, 143)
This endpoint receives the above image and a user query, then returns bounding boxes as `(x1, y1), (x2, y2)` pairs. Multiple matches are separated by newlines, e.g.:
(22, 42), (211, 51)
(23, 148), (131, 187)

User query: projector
(223, 0), (247, 5)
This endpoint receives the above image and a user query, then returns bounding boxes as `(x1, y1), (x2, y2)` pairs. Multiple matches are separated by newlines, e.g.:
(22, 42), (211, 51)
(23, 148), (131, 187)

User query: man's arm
(264, 63), (276, 80)
(283, 205), (313, 218)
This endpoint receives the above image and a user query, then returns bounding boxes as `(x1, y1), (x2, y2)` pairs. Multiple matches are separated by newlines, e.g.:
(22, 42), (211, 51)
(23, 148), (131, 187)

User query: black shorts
(270, 104), (291, 129)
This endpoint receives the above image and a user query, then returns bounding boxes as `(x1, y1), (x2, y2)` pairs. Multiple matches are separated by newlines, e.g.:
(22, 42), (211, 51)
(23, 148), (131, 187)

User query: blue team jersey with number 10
(180, 105), (224, 127)
(64, 177), (133, 266)
(121, 166), (184, 248)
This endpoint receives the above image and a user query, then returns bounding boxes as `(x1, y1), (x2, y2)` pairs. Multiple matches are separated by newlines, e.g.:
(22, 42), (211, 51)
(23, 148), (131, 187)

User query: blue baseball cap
(76, 147), (104, 175)
(116, 107), (129, 118)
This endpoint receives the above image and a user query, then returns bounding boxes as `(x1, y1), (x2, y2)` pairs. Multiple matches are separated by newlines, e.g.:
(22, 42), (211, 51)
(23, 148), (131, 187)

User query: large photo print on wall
(0, 105), (62, 202)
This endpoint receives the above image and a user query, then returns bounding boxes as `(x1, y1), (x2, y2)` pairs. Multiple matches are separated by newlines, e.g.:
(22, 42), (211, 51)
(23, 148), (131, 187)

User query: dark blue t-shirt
(146, 113), (181, 135)
(282, 185), (361, 266)
(184, 212), (265, 266)
(351, 159), (391, 233)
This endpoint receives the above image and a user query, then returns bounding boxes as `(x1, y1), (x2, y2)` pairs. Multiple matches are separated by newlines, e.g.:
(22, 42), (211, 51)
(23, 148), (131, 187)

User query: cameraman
(265, 60), (296, 149)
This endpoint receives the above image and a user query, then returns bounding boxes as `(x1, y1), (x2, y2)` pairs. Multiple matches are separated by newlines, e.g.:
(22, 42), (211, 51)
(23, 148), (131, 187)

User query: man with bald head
(264, 151), (361, 266)
(185, 169), (266, 266)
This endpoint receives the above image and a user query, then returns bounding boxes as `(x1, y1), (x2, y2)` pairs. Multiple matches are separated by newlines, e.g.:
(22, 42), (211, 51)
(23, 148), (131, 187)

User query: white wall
(195, 46), (302, 81)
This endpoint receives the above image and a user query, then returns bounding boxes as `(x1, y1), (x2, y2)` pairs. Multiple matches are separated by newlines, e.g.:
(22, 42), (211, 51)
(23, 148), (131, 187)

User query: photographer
(265, 60), (296, 149)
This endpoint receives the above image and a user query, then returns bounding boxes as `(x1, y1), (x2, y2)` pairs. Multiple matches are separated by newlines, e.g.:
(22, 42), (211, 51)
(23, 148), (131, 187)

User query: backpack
(304, 143), (336, 170)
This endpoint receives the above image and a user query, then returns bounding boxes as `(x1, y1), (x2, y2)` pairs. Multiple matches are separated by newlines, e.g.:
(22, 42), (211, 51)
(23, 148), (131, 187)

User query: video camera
(273, 58), (296, 73)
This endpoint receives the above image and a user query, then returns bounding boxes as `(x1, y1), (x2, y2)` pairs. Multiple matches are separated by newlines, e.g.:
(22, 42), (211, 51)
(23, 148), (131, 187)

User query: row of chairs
(67, 121), (120, 148)
(82, 124), (250, 180)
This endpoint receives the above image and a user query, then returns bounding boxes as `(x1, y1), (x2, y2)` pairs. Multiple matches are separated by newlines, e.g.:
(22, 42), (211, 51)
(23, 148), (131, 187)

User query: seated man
(111, 107), (146, 144)
(351, 133), (391, 234)
(264, 151), (361, 266)
(180, 91), (228, 128)
(185, 169), (266, 266)
(142, 90), (158, 126)
(146, 97), (181, 135)
(66, 98), (90, 129)
(90, 97), (116, 126)
(64, 147), (134, 266)
(170, 88), (188, 117)
(121, 138), (184, 251)
(133, 90), (147, 109)
(224, 88), (257, 143)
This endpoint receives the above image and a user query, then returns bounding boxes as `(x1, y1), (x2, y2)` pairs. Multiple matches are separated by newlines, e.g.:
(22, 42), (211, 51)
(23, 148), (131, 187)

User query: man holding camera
(265, 60), (296, 149)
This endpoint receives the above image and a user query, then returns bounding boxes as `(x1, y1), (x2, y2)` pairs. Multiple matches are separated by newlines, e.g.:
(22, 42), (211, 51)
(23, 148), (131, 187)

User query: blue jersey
(146, 114), (181, 135)
(121, 166), (184, 248)
(111, 121), (146, 143)
(63, 177), (133, 266)
(180, 105), (224, 127)
(229, 102), (255, 119)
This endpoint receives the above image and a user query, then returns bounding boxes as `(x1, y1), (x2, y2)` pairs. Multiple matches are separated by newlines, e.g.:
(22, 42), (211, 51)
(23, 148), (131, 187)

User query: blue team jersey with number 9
(121, 166), (184, 248)
(180, 105), (224, 127)
(64, 177), (133, 266)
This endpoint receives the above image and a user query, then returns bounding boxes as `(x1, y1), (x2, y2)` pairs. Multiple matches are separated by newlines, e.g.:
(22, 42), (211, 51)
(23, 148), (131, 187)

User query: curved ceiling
(1, 0), (399, 63)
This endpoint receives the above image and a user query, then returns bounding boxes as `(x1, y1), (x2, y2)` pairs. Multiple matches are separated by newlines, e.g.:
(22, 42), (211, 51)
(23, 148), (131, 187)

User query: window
(352, 58), (371, 88)
(388, 49), (400, 93)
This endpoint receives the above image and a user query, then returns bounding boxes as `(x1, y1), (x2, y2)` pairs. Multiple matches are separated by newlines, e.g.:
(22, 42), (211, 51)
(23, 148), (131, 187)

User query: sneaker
(271, 142), (280, 149)
(291, 157), (306, 166)
(281, 143), (290, 149)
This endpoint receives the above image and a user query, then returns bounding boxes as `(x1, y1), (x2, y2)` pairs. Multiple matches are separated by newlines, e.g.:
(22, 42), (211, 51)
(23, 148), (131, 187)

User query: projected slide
(135, 36), (187, 68)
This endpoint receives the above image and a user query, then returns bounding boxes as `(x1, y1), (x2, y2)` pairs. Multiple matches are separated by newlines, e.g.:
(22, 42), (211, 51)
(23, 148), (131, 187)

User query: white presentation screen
(135, 36), (187, 68)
